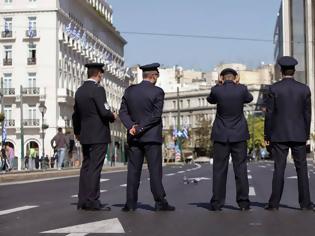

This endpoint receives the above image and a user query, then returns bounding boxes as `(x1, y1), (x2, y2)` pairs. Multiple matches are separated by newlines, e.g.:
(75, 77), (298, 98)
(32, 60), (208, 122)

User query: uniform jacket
(207, 80), (253, 142)
(264, 77), (311, 142)
(119, 80), (164, 144)
(72, 80), (115, 145)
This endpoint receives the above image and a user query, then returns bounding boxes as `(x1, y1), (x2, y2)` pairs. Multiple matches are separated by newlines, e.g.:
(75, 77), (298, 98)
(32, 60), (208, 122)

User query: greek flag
(71, 26), (77, 39)
(4, 20), (9, 33)
(74, 29), (81, 41)
(182, 128), (189, 139)
(80, 32), (87, 47)
(2, 121), (7, 143)
(28, 22), (35, 38)
(65, 22), (72, 35)
(172, 128), (178, 137)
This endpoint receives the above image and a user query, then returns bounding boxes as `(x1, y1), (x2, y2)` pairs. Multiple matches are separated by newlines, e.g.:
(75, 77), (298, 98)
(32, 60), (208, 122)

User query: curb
(0, 166), (127, 183)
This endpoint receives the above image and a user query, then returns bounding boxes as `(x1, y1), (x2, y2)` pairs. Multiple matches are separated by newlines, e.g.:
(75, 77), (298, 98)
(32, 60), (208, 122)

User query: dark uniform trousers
(269, 142), (311, 208)
(126, 142), (166, 207)
(211, 141), (250, 209)
(78, 144), (107, 208)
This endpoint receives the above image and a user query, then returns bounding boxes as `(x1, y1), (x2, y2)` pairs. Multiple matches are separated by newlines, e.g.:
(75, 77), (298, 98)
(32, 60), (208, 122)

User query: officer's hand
(264, 140), (270, 146)
(112, 112), (118, 120)
(129, 125), (138, 136)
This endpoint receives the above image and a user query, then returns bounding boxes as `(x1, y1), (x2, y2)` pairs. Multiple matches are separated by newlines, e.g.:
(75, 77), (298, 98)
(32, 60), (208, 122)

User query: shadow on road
(112, 203), (156, 211)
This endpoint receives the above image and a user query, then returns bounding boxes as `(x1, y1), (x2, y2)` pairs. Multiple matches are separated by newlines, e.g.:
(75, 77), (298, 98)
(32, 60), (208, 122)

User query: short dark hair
(57, 127), (62, 132)
(87, 68), (101, 78)
(281, 68), (295, 76)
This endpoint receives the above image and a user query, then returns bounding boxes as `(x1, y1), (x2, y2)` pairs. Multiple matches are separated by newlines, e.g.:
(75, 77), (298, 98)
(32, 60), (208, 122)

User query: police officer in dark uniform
(72, 63), (117, 211)
(207, 68), (253, 211)
(264, 56), (314, 211)
(119, 63), (175, 212)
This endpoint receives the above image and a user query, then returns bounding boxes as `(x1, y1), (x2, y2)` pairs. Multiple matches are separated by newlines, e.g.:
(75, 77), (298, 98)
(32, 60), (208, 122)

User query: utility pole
(20, 85), (24, 166)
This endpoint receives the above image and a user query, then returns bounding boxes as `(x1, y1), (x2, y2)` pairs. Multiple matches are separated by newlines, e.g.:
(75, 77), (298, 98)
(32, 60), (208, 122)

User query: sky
(107, 0), (281, 71)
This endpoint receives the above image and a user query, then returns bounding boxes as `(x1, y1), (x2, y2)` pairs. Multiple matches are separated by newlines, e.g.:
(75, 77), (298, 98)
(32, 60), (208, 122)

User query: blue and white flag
(70, 26), (77, 39)
(80, 32), (87, 47)
(65, 22), (72, 34)
(74, 29), (81, 41)
(182, 128), (189, 139)
(28, 22), (35, 38)
(4, 20), (9, 33)
(2, 121), (7, 143)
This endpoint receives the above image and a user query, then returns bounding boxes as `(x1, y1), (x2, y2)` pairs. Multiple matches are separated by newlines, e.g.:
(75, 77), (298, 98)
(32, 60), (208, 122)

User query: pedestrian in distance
(72, 63), (117, 211)
(264, 56), (314, 211)
(119, 63), (175, 212)
(51, 127), (68, 170)
(207, 68), (253, 211)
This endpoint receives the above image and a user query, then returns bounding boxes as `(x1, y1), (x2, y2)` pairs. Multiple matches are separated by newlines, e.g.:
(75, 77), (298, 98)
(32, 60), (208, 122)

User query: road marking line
(120, 184), (127, 187)
(287, 176), (297, 179)
(259, 166), (267, 168)
(248, 175), (252, 179)
(71, 190), (107, 198)
(165, 173), (175, 176)
(247, 170), (251, 173)
(249, 187), (256, 196)
(177, 171), (185, 174)
(41, 218), (125, 235)
(0, 205), (38, 216)
(100, 178), (110, 182)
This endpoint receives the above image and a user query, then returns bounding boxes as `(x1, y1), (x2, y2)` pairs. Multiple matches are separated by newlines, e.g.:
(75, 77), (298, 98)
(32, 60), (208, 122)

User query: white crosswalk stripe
(0, 206), (39, 216)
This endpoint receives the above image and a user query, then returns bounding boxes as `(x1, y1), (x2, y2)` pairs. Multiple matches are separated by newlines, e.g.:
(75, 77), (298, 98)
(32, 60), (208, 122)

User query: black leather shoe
(122, 205), (136, 212)
(240, 206), (251, 211)
(80, 204), (111, 211)
(264, 204), (279, 211)
(155, 200), (175, 211)
(301, 205), (315, 211)
(209, 205), (222, 212)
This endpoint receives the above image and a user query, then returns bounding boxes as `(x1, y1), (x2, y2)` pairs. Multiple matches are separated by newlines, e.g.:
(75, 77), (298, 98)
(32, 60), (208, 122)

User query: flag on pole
(74, 29), (81, 41)
(4, 20), (9, 33)
(65, 22), (72, 34)
(28, 21), (35, 38)
(2, 121), (7, 144)
(80, 32), (87, 47)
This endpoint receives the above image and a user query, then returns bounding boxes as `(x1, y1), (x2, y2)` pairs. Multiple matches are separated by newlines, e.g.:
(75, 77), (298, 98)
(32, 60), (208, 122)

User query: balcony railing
(3, 58), (12, 66)
(25, 30), (37, 38)
(1, 31), (13, 38)
(23, 119), (40, 127)
(27, 57), (36, 65)
(22, 87), (40, 95)
(3, 88), (15, 95)
(66, 89), (74, 97)
(5, 119), (15, 127)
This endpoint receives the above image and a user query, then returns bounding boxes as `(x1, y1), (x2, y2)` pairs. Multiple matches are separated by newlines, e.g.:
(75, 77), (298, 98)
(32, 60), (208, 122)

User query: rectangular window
(4, 105), (12, 120)
(3, 45), (12, 65)
(27, 16), (37, 37)
(4, 0), (12, 3)
(187, 99), (190, 108)
(28, 72), (36, 87)
(28, 105), (36, 120)
(28, 44), (36, 64)
(29, 0), (36, 2)
(4, 45), (12, 59)
(173, 101), (176, 109)
(3, 73), (12, 88)
(180, 100), (183, 109)
(3, 17), (12, 32)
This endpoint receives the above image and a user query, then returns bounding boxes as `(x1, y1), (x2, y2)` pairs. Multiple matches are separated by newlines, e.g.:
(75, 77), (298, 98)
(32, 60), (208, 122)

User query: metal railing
(3, 88), (15, 95)
(1, 31), (13, 38)
(5, 119), (15, 127)
(22, 87), (40, 95)
(3, 58), (12, 66)
(27, 57), (36, 65)
(25, 30), (37, 38)
(23, 119), (40, 127)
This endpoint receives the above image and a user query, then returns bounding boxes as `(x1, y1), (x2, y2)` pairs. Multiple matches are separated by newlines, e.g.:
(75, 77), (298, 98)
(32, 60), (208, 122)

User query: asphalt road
(1, 161), (315, 236)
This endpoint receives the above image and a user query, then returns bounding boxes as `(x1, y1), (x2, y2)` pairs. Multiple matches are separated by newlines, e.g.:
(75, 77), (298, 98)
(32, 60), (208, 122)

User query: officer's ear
(234, 75), (240, 84)
(218, 75), (224, 84)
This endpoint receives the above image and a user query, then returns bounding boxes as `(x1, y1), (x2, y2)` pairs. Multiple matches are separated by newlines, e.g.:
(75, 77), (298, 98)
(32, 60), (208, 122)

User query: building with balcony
(0, 0), (132, 169)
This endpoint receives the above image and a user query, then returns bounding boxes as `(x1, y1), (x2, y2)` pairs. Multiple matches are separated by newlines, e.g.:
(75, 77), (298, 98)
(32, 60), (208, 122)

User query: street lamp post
(175, 65), (183, 161)
(38, 103), (47, 159)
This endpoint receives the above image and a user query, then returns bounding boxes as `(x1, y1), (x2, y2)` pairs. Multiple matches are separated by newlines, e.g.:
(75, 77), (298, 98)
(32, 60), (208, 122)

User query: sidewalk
(0, 163), (127, 183)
